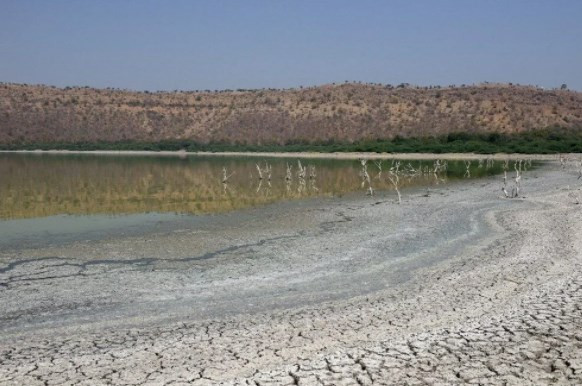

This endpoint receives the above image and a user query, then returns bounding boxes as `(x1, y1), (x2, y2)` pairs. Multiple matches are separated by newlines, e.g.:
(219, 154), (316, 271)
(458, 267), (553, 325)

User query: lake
(0, 153), (510, 248)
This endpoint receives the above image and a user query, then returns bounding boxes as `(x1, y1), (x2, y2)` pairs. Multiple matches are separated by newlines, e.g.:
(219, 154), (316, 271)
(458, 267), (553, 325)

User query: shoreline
(0, 149), (576, 160)
(1, 162), (581, 384)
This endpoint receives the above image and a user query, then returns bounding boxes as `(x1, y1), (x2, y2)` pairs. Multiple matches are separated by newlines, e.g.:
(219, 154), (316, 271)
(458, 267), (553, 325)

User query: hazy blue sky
(1, 0), (581, 91)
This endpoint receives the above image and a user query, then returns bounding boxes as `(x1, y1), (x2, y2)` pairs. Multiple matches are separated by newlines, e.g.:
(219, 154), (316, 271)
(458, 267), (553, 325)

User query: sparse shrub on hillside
(0, 83), (581, 149)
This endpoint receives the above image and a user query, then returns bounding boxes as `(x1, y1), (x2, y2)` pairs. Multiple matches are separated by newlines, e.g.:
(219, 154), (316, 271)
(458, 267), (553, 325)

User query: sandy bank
(1, 149), (579, 160)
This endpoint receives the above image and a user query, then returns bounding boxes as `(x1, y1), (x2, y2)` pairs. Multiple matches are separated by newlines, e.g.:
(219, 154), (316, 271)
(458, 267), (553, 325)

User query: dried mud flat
(1, 162), (581, 385)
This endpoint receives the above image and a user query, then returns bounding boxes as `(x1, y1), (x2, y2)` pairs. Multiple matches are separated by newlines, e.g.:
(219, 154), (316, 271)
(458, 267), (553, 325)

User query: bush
(2, 127), (581, 154)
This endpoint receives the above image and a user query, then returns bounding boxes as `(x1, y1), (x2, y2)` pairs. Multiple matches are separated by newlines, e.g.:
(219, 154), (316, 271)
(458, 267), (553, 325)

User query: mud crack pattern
(1, 167), (581, 385)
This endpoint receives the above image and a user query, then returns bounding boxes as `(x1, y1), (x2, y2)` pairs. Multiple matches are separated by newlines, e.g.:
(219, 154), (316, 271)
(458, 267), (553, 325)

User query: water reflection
(0, 154), (506, 220)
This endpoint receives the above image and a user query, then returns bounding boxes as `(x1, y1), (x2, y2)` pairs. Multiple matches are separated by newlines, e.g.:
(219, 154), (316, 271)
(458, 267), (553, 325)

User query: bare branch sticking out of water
(502, 159), (509, 188)
(388, 161), (401, 204)
(433, 159), (443, 175)
(256, 164), (263, 180)
(255, 162), (272, 181)
(285, 163), (292, 182)
(514, 161), (522, 197)
(256, 179), (262, 193)
(401, 162), (420, 178)
(431, 160), (447, 184)
(374, 160), (383, 179)
(222, 167), (235, 184)
(464, 160), (471, 178)
(297, 176), (306, 195)
(360, 159), (373, 196)
(265, 162), (272, 181)
(297, 160), (306, 180)
(501, 159), (524, 199)
(308, 165), (316, 180)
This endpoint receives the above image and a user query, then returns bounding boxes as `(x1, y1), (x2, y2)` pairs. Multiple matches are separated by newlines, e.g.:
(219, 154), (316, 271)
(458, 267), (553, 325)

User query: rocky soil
(1, 162), (581, 385)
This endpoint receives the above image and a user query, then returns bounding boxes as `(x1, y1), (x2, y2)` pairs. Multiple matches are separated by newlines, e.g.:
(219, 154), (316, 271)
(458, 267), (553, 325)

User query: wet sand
(1, 162), (581, 385)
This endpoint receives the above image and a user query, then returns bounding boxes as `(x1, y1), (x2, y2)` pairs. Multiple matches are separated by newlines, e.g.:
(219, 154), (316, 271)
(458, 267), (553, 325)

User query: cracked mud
(1, 163), (581, 385)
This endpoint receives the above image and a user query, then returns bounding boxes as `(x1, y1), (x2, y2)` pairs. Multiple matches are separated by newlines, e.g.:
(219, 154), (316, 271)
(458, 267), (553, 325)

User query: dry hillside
(0, 82), (581, 145)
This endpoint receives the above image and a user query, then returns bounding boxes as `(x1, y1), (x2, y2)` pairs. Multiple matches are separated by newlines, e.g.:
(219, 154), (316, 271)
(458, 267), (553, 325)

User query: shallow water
(0, 154), (508, 218)
(0, 153), (513, 247)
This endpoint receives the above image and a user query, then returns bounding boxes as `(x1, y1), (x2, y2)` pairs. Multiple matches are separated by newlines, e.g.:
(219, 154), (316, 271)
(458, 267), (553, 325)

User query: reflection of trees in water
(0, 156), (505, 219)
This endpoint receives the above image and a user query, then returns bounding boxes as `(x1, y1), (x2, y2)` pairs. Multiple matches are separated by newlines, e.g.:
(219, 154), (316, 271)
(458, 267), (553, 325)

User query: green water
(0, 153), (511, 221)
(0, 153), (530, 249)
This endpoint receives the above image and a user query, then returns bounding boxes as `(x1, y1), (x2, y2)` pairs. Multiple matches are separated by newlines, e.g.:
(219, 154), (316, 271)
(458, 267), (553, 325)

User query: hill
(1, 82), (581, 151)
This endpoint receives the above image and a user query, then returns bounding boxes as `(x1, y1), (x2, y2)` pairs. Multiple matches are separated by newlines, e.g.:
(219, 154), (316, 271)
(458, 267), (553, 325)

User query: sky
(1, 0), (581, 91)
